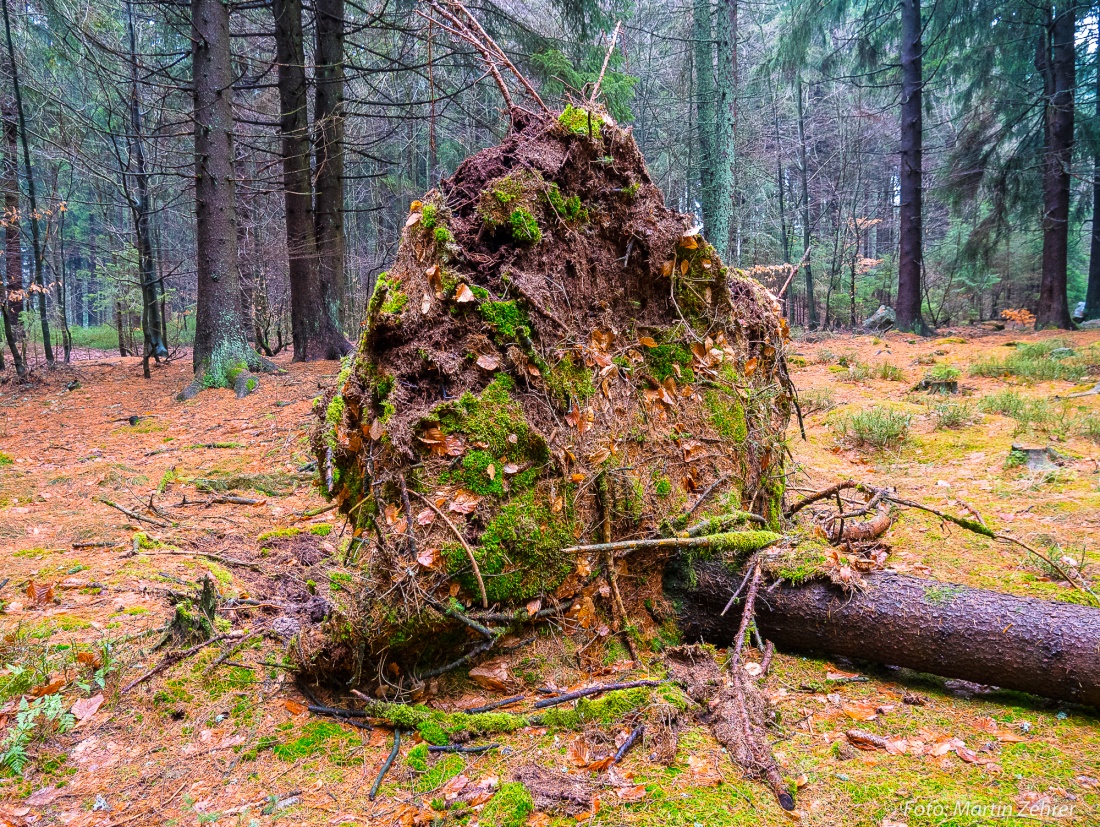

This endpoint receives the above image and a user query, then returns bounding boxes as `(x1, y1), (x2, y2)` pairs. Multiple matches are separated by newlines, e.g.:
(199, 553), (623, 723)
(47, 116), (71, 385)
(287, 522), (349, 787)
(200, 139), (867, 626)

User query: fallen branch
(532, 680), (664, 709)
(613, 724), (644, 764)
(465, 694), (525, 713)
(563, 531), (780, 558)
(429, 743), (499, 754)
(98, 497), (171, 528)
(142, 549), (263, 572)
(369, 730), (402, 801)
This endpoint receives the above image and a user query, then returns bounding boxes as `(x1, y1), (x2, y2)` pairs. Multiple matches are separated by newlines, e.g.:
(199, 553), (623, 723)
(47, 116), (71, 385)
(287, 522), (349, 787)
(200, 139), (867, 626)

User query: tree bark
(693, 0), (716, 231)
(710, 0), (736, 259)
(274, 0), (324, 362)
(188, 0), (254, 391)
(126, 0), (167, 377)
(796, 76), (817, 328)
(1083, 16), (1100, 321)
(1, 69), (25, 376)
(314, 0), (351, 358)
(1035, 2), (1075, 330)
(896, 0), (927, 334)
(670, 561), (1100, 707)
(2, 0), (52, 363)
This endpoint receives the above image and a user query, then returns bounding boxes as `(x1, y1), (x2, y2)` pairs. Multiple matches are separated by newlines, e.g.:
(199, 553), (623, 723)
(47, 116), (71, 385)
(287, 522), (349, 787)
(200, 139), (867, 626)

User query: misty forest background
(2, 0), (1100, 384)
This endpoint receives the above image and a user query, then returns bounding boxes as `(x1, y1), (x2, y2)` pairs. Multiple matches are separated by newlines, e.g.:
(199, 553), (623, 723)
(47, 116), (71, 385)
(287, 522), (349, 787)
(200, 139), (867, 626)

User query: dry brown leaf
(455, 283), (476, 303)
(588, 447), (611, 465)
(681, 440), (705, 461)
(284, 700), (307, 715)
(405, 212), (421, 228)
(679, 234), (699, 250)
(449, 489), (482, 515)
(76, 652), (100, 668)
(477, 353), (500, 371)
(843, 702), (879, 722)
(469, 659), (511, 692)
(826, 669), (861, 681)
(416, 508), (436, 527)
(638, 336), (658, 348)
(744, 356), (759, 376)
(527, 813), (552, 827)
(71, 693), (104, 722)
(680, 259), (690, 276)
(421, 293), (432, 315)
(416, 548), (439, 568)
(25, 581), (53, 606)
(659, 259), (674, 277)
(369, 419), (385, 441)
(30, 679), (64, 698)
(410, 200), (423, 212)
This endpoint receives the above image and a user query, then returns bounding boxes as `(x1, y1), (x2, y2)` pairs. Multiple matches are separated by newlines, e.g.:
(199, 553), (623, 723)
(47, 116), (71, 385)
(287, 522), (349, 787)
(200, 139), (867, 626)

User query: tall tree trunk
(896, 0), (927, 334)
(1086, 40), (1100, 321)
(1034, 1), (1076, 329)
(2, 0), (52, 363)
(126, 0), (167, 378)
(56, 200), (72, 362)
(314, 0), (351, 357)
(796, 76), (817, 328)
(710, 0), (736, 259)
(1, 71), (25, 376)
(693, 0), (716, 229)
(275, 0), (323, 362)
(186, 0), (255, 395)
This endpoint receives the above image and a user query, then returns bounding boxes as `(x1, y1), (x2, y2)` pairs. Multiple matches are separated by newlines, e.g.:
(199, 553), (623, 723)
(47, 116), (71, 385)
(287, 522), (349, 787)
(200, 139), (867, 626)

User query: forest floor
(0, 327), (1099, 827)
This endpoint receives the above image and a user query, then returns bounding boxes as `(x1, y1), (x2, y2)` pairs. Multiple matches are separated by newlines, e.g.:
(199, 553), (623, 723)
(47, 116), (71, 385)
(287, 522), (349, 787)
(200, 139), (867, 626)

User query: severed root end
(233, 371), (258, 398)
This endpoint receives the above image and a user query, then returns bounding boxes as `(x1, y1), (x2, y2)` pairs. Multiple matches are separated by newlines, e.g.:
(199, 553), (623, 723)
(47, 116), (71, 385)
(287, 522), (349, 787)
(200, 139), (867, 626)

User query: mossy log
(670, 559), (1100, 707)
(307, 106), (792, 682)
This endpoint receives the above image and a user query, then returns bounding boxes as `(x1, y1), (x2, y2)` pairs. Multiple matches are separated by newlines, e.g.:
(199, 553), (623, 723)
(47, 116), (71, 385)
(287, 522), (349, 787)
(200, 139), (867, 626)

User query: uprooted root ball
(305, 105), (793, 688)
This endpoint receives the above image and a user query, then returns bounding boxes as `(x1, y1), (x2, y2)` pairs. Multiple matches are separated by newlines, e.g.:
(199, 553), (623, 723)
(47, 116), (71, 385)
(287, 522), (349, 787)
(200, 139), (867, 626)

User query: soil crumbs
(0, 332), (1098, 827)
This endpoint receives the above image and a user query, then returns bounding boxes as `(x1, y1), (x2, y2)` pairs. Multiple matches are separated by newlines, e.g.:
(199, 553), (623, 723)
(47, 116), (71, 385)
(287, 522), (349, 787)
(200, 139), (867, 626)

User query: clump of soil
(306, 106), (791, 688)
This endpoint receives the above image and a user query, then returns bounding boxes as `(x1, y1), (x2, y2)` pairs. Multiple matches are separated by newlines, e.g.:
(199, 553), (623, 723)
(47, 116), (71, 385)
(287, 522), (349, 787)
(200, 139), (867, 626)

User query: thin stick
(588, 21), (622, 105)
(205, 631), (262, 672)
(98, 497), (170, 528)
(426, 597), (495, 640)
(720, 564), (758, 616)
(142, 549), (263, 572)
(122, 632), (235, 693)
(465, 695), (525, 713)
(416, 638), (497, 680)
(411, 490), (488, 608)
(308, 704), (367, 719)
(532, 679), (663, 709)
(420, 5), (514, 112)
(369, 729), (402, 801)
(429, 743), (499, 753)
(683, 474), (731, 520)
(562, 531), (779, 557)
(731, 564), (762, 662)
(613, 724), (644, 763)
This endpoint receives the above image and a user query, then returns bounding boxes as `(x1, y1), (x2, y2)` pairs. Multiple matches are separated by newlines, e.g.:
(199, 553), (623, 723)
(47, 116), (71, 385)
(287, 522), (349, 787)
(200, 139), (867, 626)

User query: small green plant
(926, 363), (961, 382)
(421, 203), (438, 230)
(1078, 414), (1100, 445)
(558, 103), (600, 139)
(1, 694), (76, 773)
(831, 406), (911, 449)
(875, 362), (905, 381)
(0, 452), (12, 466)
(836, 362), (871, 383)
(970, 339), (1094, 382)
(509, 208), (541, 244)
(929, 400), (977, 430)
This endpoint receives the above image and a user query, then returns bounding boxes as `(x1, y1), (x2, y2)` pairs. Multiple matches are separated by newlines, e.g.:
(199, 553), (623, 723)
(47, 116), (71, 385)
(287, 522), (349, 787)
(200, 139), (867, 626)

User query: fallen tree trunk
(670, 560), (1100, 707)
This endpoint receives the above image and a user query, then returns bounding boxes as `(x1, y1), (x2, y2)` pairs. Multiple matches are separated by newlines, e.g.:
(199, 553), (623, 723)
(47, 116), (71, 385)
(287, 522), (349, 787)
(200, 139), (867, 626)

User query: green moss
(480, 782), (533, 827)
(406, 742), (430, 772)
(381, 289), (409, 315)
(257, 527), (302, 543)
(544, 352), (595, 405)
(644, 342), (695, 383)
(437, 375), (546, 462)
(704, 390), (747, 443)
(329, 571), (353, 591)
(326, 395), (346, 427)
(623, 181), (640, 198)
(768, 542), (830, 584)
(441, 450), (507, 497)
(545, 184), (588, 223)
(0, 452), (12, 466)
(509, 208), (541, 244)
(444, 488), (575, 602)
(541, 687), (651, 729)
(414, 752), (465, 793)
(309, 523), (332, 537)
(361, 702), (529, 744)
(655, 477), (673, 497)
(273, 721), (360, 763)
(421, 203), (439, 230)
(433, 226), (453, 245)
(558, 103), (601, 140)
(478, 300), (530, 341)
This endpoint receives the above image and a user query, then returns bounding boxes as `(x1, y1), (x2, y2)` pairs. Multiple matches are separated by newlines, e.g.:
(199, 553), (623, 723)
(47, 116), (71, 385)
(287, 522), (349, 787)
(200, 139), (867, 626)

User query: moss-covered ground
(0, 329), (1096, 825)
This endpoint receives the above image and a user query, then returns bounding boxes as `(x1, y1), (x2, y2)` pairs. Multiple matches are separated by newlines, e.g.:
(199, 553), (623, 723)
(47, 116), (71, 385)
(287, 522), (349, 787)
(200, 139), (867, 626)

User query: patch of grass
(925, 363), (961, 382)
(978, 392), (1074, 439)
(830, 406), (911, 449)
(929, 400), (978, 430)
(798, 387), (836, 415)
(480, 782), (533, 827)
(875, 362), (905, 381)
(273, 721), (360, 764)
(970, 339), (1095, 382)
